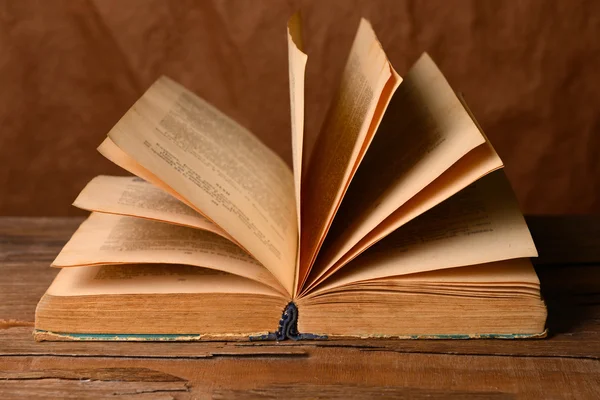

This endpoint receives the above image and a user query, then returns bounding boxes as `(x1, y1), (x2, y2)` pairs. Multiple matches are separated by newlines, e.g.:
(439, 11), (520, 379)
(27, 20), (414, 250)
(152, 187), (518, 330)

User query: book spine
(249, 302), (328, 341)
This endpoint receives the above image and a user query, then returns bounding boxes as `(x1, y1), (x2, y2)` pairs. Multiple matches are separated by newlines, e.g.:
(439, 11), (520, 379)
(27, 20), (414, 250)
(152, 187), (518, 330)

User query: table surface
(1, 216), (599, 399)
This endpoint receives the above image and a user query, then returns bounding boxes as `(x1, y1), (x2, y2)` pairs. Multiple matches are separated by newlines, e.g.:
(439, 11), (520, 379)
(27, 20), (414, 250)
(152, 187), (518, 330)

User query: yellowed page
(97, 137), (241, 247)
(106, 77), (297, 295)
(299, 18), (400, 291)
(309, 259), (539, 296)
(313, 53), (488, 290)
(376, 258), (539, 284)
(73, 175), (231, 239)
(312, 171), (537, 290)
(287, 13), (307, 229)
(48, 264), (285, 298)
(308, 140), (503, 290)
(287, 13), (308, 296)
(52, 213), (286, 295)
(98, 137), (197, 210)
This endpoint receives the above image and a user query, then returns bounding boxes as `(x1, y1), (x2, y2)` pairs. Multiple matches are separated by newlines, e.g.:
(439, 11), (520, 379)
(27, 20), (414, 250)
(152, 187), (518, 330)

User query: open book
(35, 15), (546, 341)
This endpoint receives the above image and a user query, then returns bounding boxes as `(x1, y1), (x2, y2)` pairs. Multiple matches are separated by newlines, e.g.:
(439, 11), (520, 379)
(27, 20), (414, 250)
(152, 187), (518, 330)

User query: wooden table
(1, 216), (599, 398)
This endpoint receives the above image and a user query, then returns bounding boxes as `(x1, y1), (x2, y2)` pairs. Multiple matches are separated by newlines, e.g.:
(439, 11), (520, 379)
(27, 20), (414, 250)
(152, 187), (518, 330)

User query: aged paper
(98, 137), (198, 211)
(97, 137), (237, 246)
(287, 13), (308, 295)
(313, 54), (488, 290)
(52, 213), (287, 295)
(313, 171), (537, 290)
(48, 264), (285, 297)
(106, 77), (298, 295)
(287, 13), (307, 229)
(309, 258), (540, 297)
(381, 258), (540, 287)
(308, 140), (503, 290)
(299, 18), (400, 291)
(73, 175), (231, 239)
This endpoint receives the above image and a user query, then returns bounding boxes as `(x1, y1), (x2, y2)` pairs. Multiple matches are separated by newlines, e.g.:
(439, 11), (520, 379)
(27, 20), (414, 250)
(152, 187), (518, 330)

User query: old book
(35, 15), (546, 341)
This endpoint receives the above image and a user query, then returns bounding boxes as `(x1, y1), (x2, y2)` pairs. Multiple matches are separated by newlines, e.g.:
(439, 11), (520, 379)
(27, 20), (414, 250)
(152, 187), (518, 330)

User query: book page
(309, 259), (540, 297)
(52, 212), (287, 295)
(299, 18), (400, 291)
(287, 13), (308, 295)
(106, 77), (297, 295)
(48, 264), (285, 298)
(288, 13), (307, 229)
(312, 53), (488, 290)
(307, 140), (503, 290)
(98, 137), (238, 244)
(380, 258), (540, 286)
(98, 137), (200, 212)
(73, 175), (231, 239)
(313, 170), (537, 290)
(358, 258), (540, 288)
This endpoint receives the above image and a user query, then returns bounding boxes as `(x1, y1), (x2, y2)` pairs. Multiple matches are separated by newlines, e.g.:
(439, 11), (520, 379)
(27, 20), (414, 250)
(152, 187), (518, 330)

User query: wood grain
(1, 216), (599, 398)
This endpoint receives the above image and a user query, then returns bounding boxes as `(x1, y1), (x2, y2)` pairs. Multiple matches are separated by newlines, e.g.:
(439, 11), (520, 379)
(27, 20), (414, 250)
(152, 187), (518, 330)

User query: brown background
(0, 0), (598, 216)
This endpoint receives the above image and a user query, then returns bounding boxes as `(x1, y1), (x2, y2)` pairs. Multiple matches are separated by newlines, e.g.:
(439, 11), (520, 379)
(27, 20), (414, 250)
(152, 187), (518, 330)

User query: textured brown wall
(0, 0), (599, 216)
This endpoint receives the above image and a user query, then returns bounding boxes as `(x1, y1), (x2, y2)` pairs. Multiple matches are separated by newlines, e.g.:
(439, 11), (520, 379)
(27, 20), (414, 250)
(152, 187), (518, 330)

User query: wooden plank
(1, 349), (599, 399)
(1, 320), (598, 359)
(0, 366), (190, 399)
(0, 217), (83, 261)
(0, 326), (308, 358)
(0, 217), (81, 322)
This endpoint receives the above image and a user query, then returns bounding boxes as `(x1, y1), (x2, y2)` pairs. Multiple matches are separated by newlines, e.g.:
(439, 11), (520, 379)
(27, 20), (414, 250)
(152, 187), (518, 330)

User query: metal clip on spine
(249, 302), (327, 341)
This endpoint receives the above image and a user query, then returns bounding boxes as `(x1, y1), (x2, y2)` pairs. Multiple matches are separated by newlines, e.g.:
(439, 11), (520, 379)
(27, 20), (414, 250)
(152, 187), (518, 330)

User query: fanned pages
(299, 18), (401, 291)
(308, 54), (502, 287)
(306, 259), (541, 298)
(73, 175), (230, 239)
(310, 140), (503, 285)
(52, 213), (286, 295)
(48, 264), (285, 298)
(36, 15), (546, 341)
(310, 170), (537, 293)
(106, 77), (298, 295)
(97, 137), (193, 209)
(97, 137), (237, 244)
